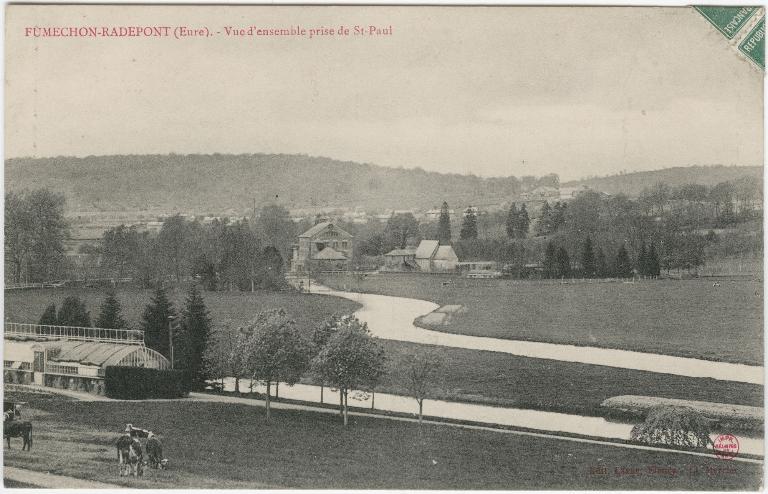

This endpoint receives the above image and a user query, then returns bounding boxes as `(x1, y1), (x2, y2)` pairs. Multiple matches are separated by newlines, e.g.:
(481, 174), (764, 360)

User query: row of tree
(98, 211), (289, 290)
(204, 311), (441, 427)
(38, 286), (213, 389)
(542, 237), (661, 279)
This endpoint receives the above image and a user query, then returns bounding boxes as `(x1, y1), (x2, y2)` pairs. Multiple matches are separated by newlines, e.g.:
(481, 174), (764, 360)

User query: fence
(4, 322), (144, 345)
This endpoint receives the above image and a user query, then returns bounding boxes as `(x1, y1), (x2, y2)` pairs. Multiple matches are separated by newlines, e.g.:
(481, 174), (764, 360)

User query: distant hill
(564, 166), (762, 197)
(4, 154), (550, 213)
(5, 155), (761, 213)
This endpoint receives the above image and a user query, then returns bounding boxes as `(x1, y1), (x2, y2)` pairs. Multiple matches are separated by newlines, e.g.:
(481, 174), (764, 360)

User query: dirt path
(4, 466), (119, 489)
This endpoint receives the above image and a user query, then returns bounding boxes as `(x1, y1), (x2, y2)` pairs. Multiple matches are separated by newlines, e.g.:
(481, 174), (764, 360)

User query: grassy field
(6, 286), (763, 417)
(376, 341), (764, 416)
(4, 286), (361, 333)
(319, 274), (763, 365)
(3, 392), (762, 490)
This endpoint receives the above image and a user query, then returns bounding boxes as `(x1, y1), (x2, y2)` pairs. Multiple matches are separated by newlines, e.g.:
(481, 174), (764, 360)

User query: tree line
(38, 285), (213, 390)
(204, 310), (441, 427)
(353, 177), (760, 276)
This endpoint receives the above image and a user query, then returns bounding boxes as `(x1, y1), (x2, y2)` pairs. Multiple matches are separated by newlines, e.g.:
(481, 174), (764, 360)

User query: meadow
(319, 274), (764, 365)
(3, 391), (762, 490)
(6, 286), (763, 417)
(4, 286), (361, 334)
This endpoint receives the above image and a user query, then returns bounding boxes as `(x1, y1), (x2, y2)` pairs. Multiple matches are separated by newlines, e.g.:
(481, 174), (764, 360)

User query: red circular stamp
(713, 434), (740, 460)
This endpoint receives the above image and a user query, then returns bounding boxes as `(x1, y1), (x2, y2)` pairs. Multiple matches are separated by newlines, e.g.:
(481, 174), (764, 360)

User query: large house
(414, 240), (459, 272)
(291, 222), (353, 272)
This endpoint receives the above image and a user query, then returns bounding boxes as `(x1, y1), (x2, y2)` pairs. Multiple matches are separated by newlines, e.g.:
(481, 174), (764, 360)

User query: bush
(630, 405), (713, 449)
(104, 366), (192, 399)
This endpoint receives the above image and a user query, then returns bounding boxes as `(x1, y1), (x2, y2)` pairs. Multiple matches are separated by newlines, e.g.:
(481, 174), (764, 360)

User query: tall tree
(311, 316), (386, 426)
(404, 350), (442, 428)
(141, 286), (175, 358)
(536, 202), (552, 236)
(506, 203), (519, 239)
(385, 213), (420, 250)
(459, 210), (478, 240)
(517, 204), (530, 239)
(311, 314), (343, 404)
(551, 202), (567, 231)
(615, 244), (633, 278)
(101, 225), (139, 279)
(437, 201), (452, 245)
(175, 284), (213, 390)
(258, 204), (295, 261)
(258, 246), (285, 290)
(157, 215), (188, 282)
(244, 308), (312, 419)
(95, 289), (127, 329)
(647, 243), (661, 277)
(555, 247), (571, 278)
(580, 237), (596, 278)
(5, 189), (69, 283)
(595, 247), (609, 278)
(57, 296), (91, 327)
(203, 324), (252, 394)
(636, 242), (648, 276)
(39, 303), (58, 326)
(543, 242), (557, 279)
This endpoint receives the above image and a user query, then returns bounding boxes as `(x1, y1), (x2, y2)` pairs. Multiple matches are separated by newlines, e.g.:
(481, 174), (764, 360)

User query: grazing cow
(117, 433), (144, 477)
(4, 421), (32, 450)
(145, 433), (167, 470)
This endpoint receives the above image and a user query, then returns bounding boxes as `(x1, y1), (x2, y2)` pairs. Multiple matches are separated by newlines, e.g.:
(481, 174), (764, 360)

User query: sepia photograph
(2, 4), (765, 490)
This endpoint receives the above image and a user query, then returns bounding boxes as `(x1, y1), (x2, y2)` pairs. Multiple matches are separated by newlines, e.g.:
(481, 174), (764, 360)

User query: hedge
(104, 366), (191, 399)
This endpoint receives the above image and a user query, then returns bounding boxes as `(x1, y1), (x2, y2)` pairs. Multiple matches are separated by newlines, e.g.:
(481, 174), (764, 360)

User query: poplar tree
(459, 210), (478, 240)
(595, 247), (609, 278)
(647, 243), (661, 277)
(543, 242), (557, 278)
(581, 237), (596, 278)
(615, 245), (633, 278)
(506, 203), (519, 239)
(437, 201), (452, 245)
(517, 204), (530, 238)
(555, 247), (571, 278)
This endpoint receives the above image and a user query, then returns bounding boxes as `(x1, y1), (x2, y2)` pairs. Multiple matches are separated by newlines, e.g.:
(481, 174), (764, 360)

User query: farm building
(291, 222), (353, 273)
(415, 240), (459, 272)
(383, 248), (418, 271)
(3, 323), (170, 394)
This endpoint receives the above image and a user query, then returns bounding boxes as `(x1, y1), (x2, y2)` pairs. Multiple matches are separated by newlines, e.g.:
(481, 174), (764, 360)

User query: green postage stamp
(695, 6), (764, 69)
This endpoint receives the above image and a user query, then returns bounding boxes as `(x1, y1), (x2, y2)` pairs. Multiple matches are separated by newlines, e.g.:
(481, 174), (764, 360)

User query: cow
(117, 433), (144, 477)
(145, 432), (167, 470)
(4, 421), (32, 450)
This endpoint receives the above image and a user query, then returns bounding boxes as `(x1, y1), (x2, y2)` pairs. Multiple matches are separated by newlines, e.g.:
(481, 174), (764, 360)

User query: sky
(5, 5), (764, 180)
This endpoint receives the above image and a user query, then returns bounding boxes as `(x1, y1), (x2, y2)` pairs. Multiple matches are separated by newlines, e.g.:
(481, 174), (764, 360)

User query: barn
(3, 323), (170, 395)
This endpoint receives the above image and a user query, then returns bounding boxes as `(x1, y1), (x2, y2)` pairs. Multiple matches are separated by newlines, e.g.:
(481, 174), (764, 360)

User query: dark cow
(145, 433), (167, 469)
(4, 421), (32, 450)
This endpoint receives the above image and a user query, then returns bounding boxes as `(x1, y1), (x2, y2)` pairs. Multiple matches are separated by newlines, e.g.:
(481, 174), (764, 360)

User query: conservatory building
(3, 323), (170, 395)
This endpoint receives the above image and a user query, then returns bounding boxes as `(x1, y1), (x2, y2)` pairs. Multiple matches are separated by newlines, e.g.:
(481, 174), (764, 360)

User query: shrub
(104, 366), (192, 399)
(630, 405), (713, 449)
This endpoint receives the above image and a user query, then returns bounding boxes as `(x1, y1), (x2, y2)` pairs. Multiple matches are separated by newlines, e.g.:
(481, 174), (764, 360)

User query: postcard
(3, 4), (765, 490)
